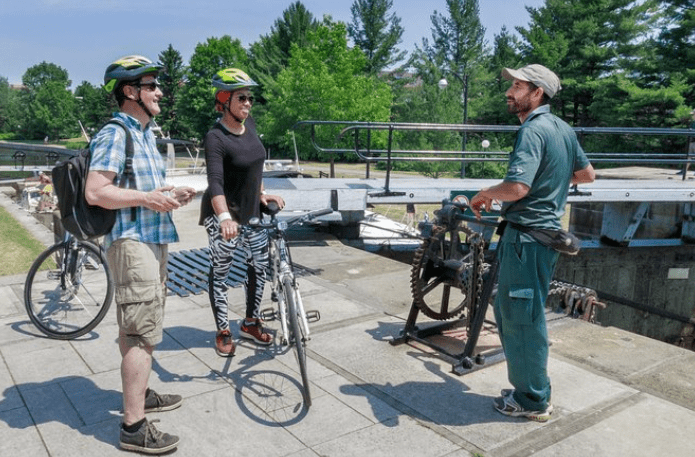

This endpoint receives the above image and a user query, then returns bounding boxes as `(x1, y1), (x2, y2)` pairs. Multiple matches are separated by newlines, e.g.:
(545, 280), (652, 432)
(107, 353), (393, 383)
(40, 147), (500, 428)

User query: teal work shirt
(501, 105), (590, 230)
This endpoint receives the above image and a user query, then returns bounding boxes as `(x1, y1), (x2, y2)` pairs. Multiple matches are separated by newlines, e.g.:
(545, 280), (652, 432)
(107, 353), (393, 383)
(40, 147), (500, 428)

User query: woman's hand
(261, 194), (285, 210)
(220, 219), (239, 240)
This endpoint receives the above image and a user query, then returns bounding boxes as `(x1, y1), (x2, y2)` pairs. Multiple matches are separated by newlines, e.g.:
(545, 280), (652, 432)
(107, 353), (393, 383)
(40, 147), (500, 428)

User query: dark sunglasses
(135, 81), (161, 91)
(236, 94), (254, 104)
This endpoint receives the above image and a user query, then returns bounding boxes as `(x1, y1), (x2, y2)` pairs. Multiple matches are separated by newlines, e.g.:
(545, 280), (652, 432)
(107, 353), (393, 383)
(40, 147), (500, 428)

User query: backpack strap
(103, 119), (137, 222)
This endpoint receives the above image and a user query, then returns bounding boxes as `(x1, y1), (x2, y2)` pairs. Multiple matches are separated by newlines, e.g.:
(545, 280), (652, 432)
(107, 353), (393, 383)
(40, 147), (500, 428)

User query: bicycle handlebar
(248, 207), (334, 230)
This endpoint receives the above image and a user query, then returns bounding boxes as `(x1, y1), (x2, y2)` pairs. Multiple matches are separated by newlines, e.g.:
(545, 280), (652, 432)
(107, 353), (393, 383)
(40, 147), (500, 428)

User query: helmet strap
(223, 98), (244, 124)
(137, 98), (154, 120)
(128, 83), (154, 120)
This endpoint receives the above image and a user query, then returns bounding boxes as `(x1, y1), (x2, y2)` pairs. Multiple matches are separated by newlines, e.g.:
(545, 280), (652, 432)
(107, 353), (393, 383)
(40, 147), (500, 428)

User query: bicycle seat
(261, 201), (281, 216)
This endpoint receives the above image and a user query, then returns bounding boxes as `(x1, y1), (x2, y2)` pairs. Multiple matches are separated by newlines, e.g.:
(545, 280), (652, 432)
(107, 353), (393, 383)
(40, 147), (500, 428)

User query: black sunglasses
(236, 94), (254, 104)
(135, 81), (161, 91)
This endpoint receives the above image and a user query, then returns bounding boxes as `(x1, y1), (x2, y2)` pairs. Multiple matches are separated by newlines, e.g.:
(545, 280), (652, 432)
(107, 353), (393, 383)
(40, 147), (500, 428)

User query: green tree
(518, 0), (656, 126)
(651, 0), (695, 107)
(249, 1), (319, 93)
(475, 26), (523, 126)
(423, 0), (485, 85)
(347, 0), (407, 74)
(22, 61), (71, 91)
(410, 0), (486, 125)
(404, 0), (486, 176)
(177, 36), (250, 141)
(262, 22), (392, 161)
(74, 81), (111, 138)
(0, 77), (20, 135)
(20, 62), (76, 140)
(158, 44), (187, 138)
(28, 80), (76, 140)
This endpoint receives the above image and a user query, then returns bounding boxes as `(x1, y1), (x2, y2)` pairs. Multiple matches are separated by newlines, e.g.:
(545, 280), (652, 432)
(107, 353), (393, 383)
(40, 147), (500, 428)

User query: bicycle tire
(24, 240), (114, 339)
(283, 276), (311, 408)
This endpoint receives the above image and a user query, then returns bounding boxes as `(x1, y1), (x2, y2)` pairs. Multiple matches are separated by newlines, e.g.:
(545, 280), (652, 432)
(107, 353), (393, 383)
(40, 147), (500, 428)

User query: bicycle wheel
(283, 276), (311, 408)
(24, 240), (113, 339)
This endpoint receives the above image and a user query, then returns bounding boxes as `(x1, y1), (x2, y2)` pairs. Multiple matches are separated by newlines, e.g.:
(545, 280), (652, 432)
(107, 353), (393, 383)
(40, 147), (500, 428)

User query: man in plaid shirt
(86, 55), (195, 454)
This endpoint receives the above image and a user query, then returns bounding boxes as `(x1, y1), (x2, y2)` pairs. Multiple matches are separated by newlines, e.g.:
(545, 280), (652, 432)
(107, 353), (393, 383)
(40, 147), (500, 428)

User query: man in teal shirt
(471, 64), (595, 422)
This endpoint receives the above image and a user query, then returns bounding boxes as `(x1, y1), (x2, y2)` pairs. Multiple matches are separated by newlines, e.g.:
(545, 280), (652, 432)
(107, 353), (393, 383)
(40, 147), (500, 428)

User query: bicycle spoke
(25, 240), (113, 339)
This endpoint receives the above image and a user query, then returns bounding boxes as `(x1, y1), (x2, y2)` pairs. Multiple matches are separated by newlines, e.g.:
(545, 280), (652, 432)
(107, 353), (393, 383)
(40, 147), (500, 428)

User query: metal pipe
(591, 289), (695, 325)
(294, 121), (695, 167)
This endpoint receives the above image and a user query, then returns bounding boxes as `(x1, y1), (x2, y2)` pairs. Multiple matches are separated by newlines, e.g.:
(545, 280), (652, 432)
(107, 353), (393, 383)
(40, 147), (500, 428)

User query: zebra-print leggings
(204, 215), (269, 331)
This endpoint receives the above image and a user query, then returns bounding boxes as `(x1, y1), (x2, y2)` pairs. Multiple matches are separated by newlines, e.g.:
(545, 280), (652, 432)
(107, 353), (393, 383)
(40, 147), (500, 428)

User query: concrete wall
(554, 244), (695, 344)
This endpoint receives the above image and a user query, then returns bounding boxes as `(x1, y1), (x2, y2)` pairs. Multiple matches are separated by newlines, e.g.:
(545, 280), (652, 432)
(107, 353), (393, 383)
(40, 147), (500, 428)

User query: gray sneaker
(120, 419), (179, 454)
(144, 388), (182, 413)
(493, 393), (553, 422)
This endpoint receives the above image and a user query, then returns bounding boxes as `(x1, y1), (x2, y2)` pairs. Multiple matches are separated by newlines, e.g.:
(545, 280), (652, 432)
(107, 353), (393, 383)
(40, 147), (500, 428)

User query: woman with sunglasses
(199, 68), (285, 357)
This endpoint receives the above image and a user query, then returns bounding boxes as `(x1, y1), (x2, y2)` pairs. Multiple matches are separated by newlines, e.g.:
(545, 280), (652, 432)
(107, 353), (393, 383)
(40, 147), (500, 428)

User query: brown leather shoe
(239, 318), (273, 346)
(215, 329), (236, 357)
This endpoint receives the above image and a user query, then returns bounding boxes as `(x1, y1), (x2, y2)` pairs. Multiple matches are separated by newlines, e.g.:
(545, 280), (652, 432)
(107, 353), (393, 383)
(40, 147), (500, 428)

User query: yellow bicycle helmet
(104, 55), (161, 93)
(211, 68), (258, 94)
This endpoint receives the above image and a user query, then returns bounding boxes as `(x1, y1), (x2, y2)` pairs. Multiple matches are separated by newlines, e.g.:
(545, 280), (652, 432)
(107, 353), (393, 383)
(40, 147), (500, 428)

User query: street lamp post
(438, 73), (469, 178)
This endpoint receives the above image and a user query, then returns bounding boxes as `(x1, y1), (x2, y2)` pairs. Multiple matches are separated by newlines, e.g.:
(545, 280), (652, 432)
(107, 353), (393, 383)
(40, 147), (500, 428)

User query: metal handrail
(293, 120), (695, 164)
(293, 120), (695, 189)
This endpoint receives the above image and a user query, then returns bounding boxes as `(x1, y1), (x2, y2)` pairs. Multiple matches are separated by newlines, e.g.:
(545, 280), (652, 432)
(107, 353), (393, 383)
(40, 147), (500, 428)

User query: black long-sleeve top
(199, 116), (266, 225)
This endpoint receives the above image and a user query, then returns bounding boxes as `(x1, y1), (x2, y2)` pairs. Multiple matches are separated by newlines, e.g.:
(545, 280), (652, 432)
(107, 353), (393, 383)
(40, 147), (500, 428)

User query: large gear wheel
(410, 224), (484, 322)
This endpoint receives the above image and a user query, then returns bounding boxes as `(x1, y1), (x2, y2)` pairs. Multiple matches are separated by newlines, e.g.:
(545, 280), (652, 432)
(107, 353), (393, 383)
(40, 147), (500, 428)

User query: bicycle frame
(249, 205), (332, 408)
(61, 233), (81, 289)
(268, 226), (301, 344)
(253, 209), (328, 345)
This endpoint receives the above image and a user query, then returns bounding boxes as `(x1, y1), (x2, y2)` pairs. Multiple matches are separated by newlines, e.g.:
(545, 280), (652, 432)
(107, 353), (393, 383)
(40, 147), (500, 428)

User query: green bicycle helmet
(211, 68), (258, 94)
(103, 55), (162, 93)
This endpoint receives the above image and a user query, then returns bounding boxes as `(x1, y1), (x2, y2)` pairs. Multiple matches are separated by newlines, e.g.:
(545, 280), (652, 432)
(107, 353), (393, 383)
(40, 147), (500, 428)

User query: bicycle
(24, 231), (114, 339)
(248, 202), (333, 408)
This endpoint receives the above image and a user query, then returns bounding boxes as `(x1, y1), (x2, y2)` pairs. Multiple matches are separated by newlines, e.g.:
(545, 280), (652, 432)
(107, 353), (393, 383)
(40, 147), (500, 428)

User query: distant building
(380, 70), (422, 89)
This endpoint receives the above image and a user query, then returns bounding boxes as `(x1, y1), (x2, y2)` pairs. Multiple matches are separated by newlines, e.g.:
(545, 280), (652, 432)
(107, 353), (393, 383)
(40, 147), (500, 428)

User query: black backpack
(52, 119), (137, 240)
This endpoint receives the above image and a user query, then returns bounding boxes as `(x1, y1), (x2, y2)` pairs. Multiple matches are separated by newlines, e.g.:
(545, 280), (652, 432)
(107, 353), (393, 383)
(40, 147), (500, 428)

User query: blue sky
(1, 0), (545, 87)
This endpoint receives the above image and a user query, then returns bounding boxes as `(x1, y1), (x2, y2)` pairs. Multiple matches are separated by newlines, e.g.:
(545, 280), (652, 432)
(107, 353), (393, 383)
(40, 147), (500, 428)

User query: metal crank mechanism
(391, 198), (504, 375)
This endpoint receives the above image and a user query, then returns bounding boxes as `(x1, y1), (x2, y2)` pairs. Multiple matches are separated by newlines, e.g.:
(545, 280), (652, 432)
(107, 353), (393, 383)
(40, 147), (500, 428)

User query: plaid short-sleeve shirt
(89, 112), (179, 246)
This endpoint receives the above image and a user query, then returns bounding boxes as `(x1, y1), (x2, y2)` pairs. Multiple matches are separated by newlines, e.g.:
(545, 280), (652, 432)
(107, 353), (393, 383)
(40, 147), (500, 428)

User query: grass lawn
(0, 205), (47, 276)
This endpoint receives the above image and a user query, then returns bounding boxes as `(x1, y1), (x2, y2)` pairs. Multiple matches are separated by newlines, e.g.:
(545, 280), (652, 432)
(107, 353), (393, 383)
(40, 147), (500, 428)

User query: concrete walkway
(1, 194), (694, 456)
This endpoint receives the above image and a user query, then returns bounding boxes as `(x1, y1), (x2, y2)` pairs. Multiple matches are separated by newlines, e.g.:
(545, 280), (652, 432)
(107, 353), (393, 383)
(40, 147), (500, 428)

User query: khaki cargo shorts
(107, 239), (168, 348)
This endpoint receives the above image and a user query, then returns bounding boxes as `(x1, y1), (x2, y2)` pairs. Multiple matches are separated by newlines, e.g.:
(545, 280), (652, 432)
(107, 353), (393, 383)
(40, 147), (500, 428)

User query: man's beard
(507, 96), (532, 115)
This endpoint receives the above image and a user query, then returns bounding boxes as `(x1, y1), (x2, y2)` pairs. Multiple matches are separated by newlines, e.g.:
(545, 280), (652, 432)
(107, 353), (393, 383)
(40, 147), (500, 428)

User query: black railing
(293, 121), (695, 165)
(293, 121), (695, 187)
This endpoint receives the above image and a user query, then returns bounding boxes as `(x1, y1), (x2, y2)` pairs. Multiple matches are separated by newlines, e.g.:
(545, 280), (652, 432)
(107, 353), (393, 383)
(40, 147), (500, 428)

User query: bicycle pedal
(47, 271), (61, 280)
(260, 308), (277, 321)
(305, 310), (321, 323)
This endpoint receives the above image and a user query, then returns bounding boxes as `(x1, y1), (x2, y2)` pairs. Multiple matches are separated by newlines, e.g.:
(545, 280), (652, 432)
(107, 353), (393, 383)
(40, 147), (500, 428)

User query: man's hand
(470, 192), (492, 220)
(172, 186), (196, 206)
(144, 186), (181, 212)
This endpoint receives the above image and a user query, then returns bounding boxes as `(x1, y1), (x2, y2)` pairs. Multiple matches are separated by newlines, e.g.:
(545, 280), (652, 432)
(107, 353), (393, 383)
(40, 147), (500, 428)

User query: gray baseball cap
(502, 64), (561, 98)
